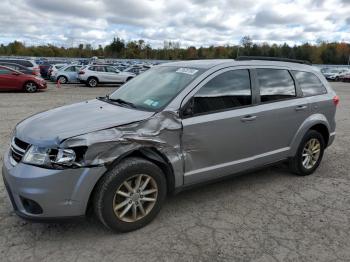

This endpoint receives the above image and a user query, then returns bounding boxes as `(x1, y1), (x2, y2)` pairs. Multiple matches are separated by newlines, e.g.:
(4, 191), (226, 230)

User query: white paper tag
(176, 68), (198, 75)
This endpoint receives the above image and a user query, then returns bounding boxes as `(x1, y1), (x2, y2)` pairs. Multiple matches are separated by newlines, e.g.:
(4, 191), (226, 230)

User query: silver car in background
(78, 65), (136, 87)
(2, 58), (338, 232)
(48, 64), (67, 80)
(54, 65), (83, 84)
(0, 58), (40, 76)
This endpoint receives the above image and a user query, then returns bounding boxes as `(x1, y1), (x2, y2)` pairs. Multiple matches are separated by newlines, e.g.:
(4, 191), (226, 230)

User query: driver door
(181, 68), (260, 185)
(0, 68), (21, 90)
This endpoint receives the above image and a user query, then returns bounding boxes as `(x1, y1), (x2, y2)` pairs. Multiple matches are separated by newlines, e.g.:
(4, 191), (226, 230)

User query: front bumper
(2, 148), (106, 220)
(38, 81), (47, 90)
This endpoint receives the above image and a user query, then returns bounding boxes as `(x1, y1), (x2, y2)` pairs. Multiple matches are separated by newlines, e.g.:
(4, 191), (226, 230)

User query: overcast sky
(1, 0), (350, 48)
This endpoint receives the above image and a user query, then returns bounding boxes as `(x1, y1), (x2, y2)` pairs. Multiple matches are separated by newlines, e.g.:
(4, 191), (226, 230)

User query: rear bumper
(2, 148), (107, 220)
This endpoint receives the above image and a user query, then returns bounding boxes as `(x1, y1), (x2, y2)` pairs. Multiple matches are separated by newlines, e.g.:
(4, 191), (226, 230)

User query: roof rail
(236, 56), (312, 65)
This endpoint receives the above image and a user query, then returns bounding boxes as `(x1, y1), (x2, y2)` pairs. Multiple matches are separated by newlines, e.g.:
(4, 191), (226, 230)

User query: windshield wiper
(101, 95), (136, 108)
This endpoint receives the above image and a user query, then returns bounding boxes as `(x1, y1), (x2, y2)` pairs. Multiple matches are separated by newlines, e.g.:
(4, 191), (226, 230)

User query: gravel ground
(0, 82), (349, 262)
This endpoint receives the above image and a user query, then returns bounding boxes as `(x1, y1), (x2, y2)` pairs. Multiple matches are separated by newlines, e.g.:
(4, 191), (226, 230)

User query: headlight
(23, 145), (76, 167)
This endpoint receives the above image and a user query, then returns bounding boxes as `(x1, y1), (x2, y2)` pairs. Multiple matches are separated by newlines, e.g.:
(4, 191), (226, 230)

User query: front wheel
(93, 157), (167, 232)
(57, 76), (68, 84)
(289, 130), (325, 176)
(24, 81), (38, 93)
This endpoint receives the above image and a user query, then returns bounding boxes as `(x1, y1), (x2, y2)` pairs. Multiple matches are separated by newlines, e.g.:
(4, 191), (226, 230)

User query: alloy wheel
(113, 174), (158, 223)
(302, 138), (321, 169)
(25, 82), (37, 92)
(58, 76), (67, 84)
(89, 79), (97, 87)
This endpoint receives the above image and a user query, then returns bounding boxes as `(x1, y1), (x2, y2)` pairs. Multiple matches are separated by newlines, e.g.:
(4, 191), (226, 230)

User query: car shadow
(2, 161), (294, 237)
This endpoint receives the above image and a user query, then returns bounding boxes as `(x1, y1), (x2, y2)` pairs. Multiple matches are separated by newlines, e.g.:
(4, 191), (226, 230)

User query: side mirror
(181, 98), (194, 118)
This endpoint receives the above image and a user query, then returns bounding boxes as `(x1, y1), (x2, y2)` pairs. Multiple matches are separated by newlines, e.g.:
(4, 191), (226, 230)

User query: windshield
(109, 66), (204, 111)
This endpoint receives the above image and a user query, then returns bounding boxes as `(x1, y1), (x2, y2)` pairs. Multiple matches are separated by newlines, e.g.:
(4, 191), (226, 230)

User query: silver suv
(78, 65), (136, 87)
(2, 58), (338, 232)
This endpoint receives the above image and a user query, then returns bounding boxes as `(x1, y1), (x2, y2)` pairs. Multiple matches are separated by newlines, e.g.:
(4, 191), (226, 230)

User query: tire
(24, 81), (38, 93)
(126, 77), (133, 82)
(93, 157), (167, 232)
(289, 130), (325, 176)
(87, 77), (98, 87)
(57, 76), (68, 84)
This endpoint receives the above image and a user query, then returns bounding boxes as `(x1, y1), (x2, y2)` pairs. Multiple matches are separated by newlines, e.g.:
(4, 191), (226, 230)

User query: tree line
(0, 36), (349, 64)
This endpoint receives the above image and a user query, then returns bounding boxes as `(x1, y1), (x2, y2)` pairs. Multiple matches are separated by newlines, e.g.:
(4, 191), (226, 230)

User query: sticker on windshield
(144, 99), (159, 107)
(176, 68), (198, 75)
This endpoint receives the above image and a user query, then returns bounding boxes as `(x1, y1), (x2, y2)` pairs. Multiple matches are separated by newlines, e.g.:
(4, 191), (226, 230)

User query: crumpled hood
(15, 99), (154, 147)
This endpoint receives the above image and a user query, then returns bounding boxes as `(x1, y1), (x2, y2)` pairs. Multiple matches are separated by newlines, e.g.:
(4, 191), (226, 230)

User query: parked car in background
(0, 62), (36, 76)
(54, 65), (83, 84)
(2, 58), (337, 232)
(341, 73), (350, 82)
(322, 68), (350, 81)
(0, 66), (47, 92)
(123, 65), (151, 75)
(48, 64), (66, 80)
(37, 61), (66, 79)
(0, 59), (40, 76)
(78, 65), (135, 87)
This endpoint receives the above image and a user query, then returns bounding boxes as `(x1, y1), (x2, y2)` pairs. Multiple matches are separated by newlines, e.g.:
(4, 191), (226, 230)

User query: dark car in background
(38, 62), (51, 79)
(0, 66), (47, 92)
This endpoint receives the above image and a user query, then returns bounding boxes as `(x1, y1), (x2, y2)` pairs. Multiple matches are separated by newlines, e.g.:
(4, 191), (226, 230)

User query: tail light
(333, 95), (339, 106)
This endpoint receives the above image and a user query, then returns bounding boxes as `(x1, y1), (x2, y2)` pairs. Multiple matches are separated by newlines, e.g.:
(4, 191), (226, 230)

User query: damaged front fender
(61, 111), (184, 187)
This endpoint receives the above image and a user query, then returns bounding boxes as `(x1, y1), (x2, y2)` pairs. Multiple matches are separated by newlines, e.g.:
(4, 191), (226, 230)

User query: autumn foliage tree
(0, 36), (349, 64)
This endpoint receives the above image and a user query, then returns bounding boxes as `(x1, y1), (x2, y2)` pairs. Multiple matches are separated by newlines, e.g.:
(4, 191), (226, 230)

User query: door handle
(295, 105), (308, 111)
(241, 115), (257, 122)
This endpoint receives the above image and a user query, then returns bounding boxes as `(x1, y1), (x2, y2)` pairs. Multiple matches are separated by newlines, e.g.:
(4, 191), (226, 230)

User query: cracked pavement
(0, 82), (349, 262)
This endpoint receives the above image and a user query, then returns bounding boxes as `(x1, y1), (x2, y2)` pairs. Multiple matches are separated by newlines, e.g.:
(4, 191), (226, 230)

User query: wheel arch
(289, 114), (331, 157)
(57, 75), (67, 80)
(85, 147), (176, 215)
(87, 76), (99, 83)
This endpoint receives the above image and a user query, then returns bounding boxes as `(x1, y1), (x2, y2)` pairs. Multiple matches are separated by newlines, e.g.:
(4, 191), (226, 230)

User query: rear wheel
(289, 130), (325, 176)
(24, 81), (38, 93)
(87, 77), (98, 87)
(93, 157), (167, 232)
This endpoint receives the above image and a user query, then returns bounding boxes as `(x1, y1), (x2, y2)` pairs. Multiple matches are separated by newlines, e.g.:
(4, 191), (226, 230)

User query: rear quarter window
(292, 71), (327, 97)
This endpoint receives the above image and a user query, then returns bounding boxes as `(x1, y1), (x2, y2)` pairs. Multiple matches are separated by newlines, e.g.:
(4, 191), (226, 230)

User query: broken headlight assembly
(22, 145), (82, 168)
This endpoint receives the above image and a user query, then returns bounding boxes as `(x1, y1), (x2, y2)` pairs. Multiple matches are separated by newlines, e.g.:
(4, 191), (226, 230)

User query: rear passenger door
(251, 68), (310, 163)
(181, 68), (261, 185)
